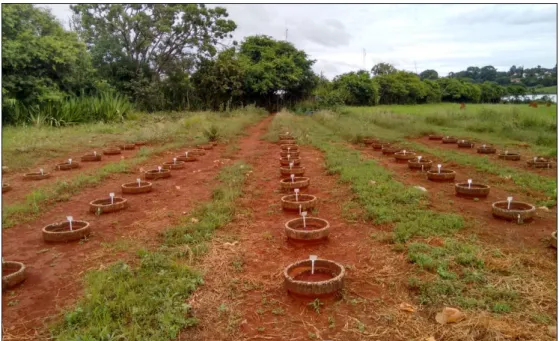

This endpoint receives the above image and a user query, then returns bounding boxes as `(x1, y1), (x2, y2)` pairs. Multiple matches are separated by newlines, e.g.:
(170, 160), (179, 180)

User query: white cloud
(41, 4), (557, 79)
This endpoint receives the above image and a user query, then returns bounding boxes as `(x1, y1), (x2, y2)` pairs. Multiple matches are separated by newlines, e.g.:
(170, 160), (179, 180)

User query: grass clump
(51, 252), (202, 340)
(163, 162), (250, 257)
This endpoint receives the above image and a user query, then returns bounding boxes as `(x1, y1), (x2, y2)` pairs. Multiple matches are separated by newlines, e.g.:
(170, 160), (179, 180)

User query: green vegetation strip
(267, 113), (532, 313)
(51, 161), (250, 340)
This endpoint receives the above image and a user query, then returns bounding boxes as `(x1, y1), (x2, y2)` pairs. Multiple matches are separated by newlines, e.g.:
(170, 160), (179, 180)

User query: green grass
(533, 85), (557, 94)
(3, 106), (266, 171)
(50, 161), (251, 340)
(338, 103), (557, 156)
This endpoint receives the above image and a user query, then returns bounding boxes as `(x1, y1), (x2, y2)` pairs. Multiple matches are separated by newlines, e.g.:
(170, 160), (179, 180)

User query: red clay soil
(2, 148), (142, 206)
(353, 143), (557, 252)
(411, 137), (557, 179)
(186, 131), (418, 340)
(1, 118), (272, 340)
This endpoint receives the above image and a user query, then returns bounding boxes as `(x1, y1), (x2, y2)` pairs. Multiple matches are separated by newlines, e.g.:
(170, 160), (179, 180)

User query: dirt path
(1, 117), (272, 340)
(186, 124), (417, 340)
(410, 137), (557, 179)
(352, 143), (557, 253)
(2, 147), (144, 206)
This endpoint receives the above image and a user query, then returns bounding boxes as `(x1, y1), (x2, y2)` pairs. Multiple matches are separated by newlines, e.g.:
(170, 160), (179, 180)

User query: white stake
(482, 144), (486, 148)
(287, 154), (291, 160)
(517, 214), (521, 224)
(137, 178), (141, 187)
(287, 147), (291, 154)
(534, 157), (538, 162)
(421, 164), (424, 172)
(309, 255), (317, 275)
(418, 156), (422, 162)
(158, 166), (162, 173)
(185, 151), (189, 158)
(294, 188), (299, 202)
(291, 174), (295, 183)
(110, 192), (115, 204)
(507, 196), (513, 209)
(505, 150), (508, 155)
(403, 149), (406, 154)
(68, 158), (72, 165)
(437, 164), (442, 174)
(289, 162), (294, 170)
(299, 204), (302, 215)
(301, 211), (307, 228)
(67, 216), (73, 231)
(93, 151), (97, 156)
(173, 158), (177, 165)
(40, 168), (44, 175)
(467, 179), (472, 189)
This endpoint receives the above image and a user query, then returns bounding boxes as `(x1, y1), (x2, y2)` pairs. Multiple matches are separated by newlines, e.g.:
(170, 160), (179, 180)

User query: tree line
(2, 4), (556, 125)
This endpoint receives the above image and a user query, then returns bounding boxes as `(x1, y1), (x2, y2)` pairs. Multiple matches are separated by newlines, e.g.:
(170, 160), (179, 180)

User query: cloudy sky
(43, 4), (557, 79)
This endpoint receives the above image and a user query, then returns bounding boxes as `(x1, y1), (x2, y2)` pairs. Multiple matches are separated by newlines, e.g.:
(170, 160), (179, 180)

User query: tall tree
(371, 62), (396, 76)
(239, 35), (317, 110)
(2, 4), (96, 123)
(419, 69), (439, 80)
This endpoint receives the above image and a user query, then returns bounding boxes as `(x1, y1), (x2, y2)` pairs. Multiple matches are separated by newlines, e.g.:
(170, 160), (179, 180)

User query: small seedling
(308, 298), (324, 314)
(96, 207), (102, 216)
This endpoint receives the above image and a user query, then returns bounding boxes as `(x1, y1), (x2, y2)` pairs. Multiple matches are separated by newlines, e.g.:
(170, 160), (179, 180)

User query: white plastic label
(110, 192), (115, 204)
(158, 166), (162, 172)
(173, 158), (177, 164)
(309, 255), (318, 274)
(68, 158), (72, 164)
(467, 179), (472, 188)
(291, 174), (295, 183)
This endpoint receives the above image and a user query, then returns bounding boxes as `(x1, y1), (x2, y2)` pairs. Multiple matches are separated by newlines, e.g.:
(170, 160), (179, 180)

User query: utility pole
(285, 28), (288, 41)
(363, 48), (366, 70)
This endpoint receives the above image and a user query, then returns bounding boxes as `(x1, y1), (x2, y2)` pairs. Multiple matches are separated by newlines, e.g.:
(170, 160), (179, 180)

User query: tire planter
(23, 172), (51, 181)
(120, 144), (136, 150)
(363, 138), (378, 145)
(198, 143), (213, 150)
(372, 142), (390, 150)
(442, 136), (458, 144)
(281, 194), (317, 211)
(280, 157), (301, 166)
(188, 149), (206, 157)
(498, 152), (520, 161)
(42, 220), (91, 242)
(280, 151), (300, 158)
(527, 157), (553, 168)
(163, 161), (185, 170)
(280, 177), (310, 191)
(280, 140), (298, 148)
(428, 135), (444, 140)
(285, 217), (330, 241)
(382, 146), (401, 155)
(427, 169), (456, 182)
(122, 181), (153, 194)
(394, 151), (416, 162)
(89, 197), (128, 214)
(455, 183), (490, 197)
(135, 141), (147, 146)
(408, 158), (433, 171)
(457, 139), (475, 148)
(491, 201), (536, 223)
(280, 166), (305, 177)
(284, 259), (345, 297)
(2, 261), (26, 290)
(279, 134), (295, 141)
(56, 162), (80, 171)
(280, 144), (299, 152)
(477, 145), (496, 154)
(2, 184), (12, 193)
(144, 169), (171, 180)
(103, 147), (122, 155)
(176, 154), (199, 162)
(81, 153), (102, 162)
(551, 231), (557, 248)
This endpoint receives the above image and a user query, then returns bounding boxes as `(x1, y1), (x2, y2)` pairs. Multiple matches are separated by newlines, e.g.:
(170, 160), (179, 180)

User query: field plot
(1, 105), (556, 341)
